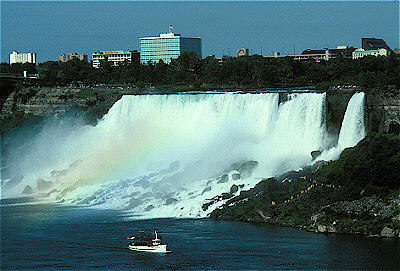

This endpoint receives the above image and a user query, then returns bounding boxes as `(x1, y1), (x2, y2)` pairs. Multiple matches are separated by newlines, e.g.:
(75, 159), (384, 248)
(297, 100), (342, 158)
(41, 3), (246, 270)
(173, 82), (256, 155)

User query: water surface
(1, 198), (398, 270)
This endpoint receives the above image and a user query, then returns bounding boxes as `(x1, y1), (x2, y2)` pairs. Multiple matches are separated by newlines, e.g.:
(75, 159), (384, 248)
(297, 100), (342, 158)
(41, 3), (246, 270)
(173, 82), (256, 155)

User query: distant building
(302, 46), (355, 60)
(9, 51), (36, 65)
(394, 49), (400, 54)
(352, 48), (388, 59)
(140, 32), (202, 64)
(263, 46), (355, 62)
(362, 38), (392, 52)
(237, 48), (249, 57)
(92, 50), (140, 68)
(60, 53), (88, 62)
(215, 55), (233, 64)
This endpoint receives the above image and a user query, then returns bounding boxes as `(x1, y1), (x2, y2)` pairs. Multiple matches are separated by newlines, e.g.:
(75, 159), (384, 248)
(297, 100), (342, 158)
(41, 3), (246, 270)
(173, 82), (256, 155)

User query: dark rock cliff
(366, 91), (400, 134)
(325, 90), (400, 136)
(326, 91), (354, 136)
(1, 87), (122, 125)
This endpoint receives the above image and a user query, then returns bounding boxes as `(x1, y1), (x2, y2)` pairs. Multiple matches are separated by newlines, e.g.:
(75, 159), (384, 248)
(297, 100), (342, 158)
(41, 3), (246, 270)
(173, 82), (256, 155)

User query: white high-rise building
(9, 51), (37, 65)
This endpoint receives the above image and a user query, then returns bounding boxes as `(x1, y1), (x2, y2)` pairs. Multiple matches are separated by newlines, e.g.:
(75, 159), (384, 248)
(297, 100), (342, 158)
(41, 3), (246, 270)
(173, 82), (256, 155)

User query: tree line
(1, 52), (399, 91)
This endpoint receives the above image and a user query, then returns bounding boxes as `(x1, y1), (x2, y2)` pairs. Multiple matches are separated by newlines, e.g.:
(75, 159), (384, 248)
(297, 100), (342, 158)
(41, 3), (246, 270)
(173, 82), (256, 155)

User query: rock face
(325, 90), (400, 136)
(1, 87), (122, 120)
(2, 88), (86, 116)
(326, 91), (354, 136)
(366, 91), (400, 134)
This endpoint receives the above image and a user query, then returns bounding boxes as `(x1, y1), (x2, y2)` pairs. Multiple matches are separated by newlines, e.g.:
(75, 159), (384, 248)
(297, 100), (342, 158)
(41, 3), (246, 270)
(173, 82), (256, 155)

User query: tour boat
(127, 231), (169, 253)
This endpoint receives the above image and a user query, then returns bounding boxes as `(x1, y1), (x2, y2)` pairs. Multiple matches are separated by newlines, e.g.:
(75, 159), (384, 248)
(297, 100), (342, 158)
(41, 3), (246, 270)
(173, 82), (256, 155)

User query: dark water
(1, 198), (399, 270)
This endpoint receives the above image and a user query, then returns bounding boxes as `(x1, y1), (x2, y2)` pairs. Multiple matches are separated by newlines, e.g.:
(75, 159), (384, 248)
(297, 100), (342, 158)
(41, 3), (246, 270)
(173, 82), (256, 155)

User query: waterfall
(319, 92), (366, 160)
(338, 92), (366, 148)
(1, 92), (365, 218)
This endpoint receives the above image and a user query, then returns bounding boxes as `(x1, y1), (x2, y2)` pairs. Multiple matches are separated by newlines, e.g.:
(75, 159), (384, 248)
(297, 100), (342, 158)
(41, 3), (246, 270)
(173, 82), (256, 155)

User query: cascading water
(320, 92), (366, 160)
(337, 92), (366, 148)
(1, 92), (366, 218)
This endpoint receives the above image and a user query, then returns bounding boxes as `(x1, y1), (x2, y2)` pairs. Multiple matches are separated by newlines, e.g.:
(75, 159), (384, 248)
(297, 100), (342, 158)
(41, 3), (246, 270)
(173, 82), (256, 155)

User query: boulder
(317, 224), (327, 233)
(311, 214), (319, 222)
(230, 184), (239, 194)
(217, 174), (229, 184)
(165, 198), (177, 205)
(202, 186), (212, 194)
(221, 193), (234, 200)
(159, 161), (180, 174)
(232, 173), (241, 180)
(51, 169), (69, 178)
(381, 226), (396, 238)
(128, 198), (142, 209)
(311, 150), (322, 160)
(68, 159), (83, 170)
(22, 185), (33, 194)
(36, 179), (53, 191)
(45, 189), (59, 197)
(230, 161), (258, 175)
(145, 205), (154, 212)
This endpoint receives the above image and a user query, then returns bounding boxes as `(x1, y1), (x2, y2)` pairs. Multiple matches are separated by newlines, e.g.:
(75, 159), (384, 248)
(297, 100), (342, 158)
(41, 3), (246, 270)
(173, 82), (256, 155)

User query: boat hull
(128, 244), (169, 253)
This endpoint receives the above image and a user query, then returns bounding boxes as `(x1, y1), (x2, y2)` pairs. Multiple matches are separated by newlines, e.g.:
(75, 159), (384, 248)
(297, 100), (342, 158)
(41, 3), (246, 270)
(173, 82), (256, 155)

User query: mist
(1, 92), (366, 218)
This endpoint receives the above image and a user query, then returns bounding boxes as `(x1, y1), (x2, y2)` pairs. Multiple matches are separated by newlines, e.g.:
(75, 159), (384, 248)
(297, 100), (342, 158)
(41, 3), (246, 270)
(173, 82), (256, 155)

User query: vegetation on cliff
(211, 133), (400, 237)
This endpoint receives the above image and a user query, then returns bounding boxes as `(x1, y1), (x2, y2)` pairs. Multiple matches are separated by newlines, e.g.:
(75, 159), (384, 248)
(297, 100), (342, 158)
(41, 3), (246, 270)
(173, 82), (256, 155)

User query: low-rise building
(263, 50), (330, 62)
(9, 51), (37, 65)
(352, 48), (388, 59)
(263, 46), (355, 62)
(60, 53), (88, 62)
(92, 50), (140, 68)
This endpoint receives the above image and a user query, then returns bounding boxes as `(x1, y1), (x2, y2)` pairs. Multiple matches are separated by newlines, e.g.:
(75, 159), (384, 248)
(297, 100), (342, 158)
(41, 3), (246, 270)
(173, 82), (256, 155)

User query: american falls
(1, 92), (366, 218)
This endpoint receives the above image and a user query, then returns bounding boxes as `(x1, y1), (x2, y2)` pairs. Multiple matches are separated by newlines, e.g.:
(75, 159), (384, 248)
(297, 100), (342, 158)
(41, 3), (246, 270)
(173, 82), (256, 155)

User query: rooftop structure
(362, 38), (392, 52)
(60, 53), (88, 62)
(140, 32), (202, 64)
(9, 51), (36, 65)
(92, 50), (140, 68)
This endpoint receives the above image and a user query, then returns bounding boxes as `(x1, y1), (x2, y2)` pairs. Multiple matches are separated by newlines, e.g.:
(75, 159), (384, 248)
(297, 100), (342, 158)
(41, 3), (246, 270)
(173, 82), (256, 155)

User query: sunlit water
(1, 198), (398, 270)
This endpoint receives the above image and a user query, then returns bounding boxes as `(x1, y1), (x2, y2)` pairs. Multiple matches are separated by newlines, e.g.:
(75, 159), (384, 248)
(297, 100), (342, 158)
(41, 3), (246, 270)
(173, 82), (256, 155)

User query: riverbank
(210, 133), (400, 238)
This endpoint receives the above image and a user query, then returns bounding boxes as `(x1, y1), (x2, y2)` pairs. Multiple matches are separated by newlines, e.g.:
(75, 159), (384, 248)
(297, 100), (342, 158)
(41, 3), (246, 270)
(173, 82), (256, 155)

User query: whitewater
(1, 92), (365, 218)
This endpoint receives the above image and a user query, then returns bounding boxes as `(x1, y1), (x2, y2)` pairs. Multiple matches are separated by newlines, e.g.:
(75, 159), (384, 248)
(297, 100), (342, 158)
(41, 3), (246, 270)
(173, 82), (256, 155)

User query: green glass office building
(140, 32), (202, 64)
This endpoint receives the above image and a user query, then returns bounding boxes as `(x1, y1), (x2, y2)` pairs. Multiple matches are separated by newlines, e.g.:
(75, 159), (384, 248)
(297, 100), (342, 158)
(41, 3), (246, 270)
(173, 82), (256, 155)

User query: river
(1, 198), (398, 270)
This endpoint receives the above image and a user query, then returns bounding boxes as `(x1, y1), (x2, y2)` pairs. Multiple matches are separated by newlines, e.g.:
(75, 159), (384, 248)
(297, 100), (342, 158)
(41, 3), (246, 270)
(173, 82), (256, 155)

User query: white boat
(127, 231), (169, 253)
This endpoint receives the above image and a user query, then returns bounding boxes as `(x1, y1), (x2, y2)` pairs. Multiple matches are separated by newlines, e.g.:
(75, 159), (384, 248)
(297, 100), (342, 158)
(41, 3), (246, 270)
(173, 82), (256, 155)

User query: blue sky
(1, 1), (399, 63)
